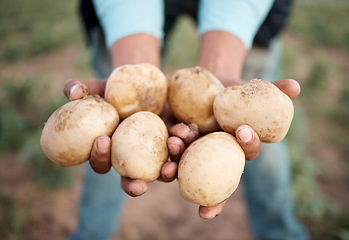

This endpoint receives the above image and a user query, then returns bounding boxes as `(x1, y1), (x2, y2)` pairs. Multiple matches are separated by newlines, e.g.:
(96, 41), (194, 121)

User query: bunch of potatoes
(40, 64), (294, 207)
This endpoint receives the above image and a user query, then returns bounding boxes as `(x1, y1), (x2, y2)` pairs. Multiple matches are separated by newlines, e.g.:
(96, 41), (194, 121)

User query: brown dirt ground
(0, 45), (254, 240)
(1, 34), (348, 239)
(0, 154), (254, 240)
(0, 154), (253, 240)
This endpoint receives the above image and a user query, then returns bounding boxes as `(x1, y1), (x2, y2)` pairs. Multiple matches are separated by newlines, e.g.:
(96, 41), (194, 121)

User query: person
(64, 0), (309, 239)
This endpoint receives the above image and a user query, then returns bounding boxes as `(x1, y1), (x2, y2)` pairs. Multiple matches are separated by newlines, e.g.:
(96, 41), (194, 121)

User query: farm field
(1, 1), (349, 239)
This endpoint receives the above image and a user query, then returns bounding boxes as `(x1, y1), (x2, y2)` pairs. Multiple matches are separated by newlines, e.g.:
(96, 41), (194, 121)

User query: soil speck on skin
(54, 109), (71, 132)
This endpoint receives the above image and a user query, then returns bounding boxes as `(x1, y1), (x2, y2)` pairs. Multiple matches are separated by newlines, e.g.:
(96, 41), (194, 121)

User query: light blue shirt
(92, 0), (274, 49)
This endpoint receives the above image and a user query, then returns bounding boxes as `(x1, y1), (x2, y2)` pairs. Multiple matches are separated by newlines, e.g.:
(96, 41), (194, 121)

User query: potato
(111, 111), (169, 182)
(40, 95), (119, 167)
(178, 132), (245, 207)
(105, 63), (168, 120)
(213, 79), (294, 143)
(168, 66), (224, 133)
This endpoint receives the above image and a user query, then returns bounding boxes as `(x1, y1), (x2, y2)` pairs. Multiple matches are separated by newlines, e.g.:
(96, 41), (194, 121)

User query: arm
(109, 34), (161, 68)
(196, 0), (275, 161)
(64, 0), (300, 219)
(198, 31), (247, 88)
(194, 0), (294, 219)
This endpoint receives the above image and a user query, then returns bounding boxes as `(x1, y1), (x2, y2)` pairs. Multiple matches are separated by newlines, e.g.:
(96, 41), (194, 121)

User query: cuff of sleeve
(93, 0), (164, 49)
(198, 0), (273, 49)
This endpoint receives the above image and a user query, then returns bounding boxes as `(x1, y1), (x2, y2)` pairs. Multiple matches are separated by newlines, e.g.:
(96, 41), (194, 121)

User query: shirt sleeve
(92, 0), (164, 49)
(198, 0), (274, 49)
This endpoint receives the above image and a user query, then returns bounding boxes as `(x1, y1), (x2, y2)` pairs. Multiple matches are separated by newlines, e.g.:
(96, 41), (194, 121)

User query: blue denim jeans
(68, 27), (308, 240)
(67, 27), (126, 240)
(241, 39), (309, 240)
(242, 39), (308, 240)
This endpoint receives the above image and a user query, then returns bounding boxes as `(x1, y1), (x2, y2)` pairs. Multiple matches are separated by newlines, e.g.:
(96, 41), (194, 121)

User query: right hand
(64, 77), (300, 219)
(63, 78), (200, 193)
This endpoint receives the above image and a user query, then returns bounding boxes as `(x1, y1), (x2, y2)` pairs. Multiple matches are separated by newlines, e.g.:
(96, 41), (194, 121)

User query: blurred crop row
(0, 0), (349, 239)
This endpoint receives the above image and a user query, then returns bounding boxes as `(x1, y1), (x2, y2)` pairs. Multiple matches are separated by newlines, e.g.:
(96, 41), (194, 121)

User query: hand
(63, 78), (301, 219)
(117, 78), (300, 219)
(197, 78), (301, 219)
(62, 78), (200, 191)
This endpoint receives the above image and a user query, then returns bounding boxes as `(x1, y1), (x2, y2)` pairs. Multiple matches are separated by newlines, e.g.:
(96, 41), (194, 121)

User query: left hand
(64, 77), (301, 219)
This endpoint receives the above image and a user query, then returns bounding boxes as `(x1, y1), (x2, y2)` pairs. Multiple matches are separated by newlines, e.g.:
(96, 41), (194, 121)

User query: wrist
(197, 31), (247, 87)
(214, 74), (244, 87)
(110, 33), (161, 69)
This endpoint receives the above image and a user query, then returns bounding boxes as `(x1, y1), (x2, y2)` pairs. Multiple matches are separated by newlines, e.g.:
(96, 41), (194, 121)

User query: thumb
(64, 78), (108, 100)
(273, 79), (301, 100)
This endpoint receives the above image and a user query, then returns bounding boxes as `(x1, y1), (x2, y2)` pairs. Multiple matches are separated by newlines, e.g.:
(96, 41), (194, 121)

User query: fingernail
(131, 184), (144, 196)
(178, 125), (191, 139)
(163, 174), (171, 181)
(96, 138), (109, 154)
(69, 84), (79, 100)
(205, 211), (218, 220)
(237, 127), (253, 143)
(168, 142), (181, 155)
(188, 123), (199, 132)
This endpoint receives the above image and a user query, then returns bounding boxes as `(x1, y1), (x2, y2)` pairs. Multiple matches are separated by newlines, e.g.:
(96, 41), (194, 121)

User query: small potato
(111, 111), (169, 182)
(40, 95), (119, 167)
(213, 79), (294, 143)
(168, 66), (224, 133)
(178, 132), (245, 207)
(105, 63), (168, 120)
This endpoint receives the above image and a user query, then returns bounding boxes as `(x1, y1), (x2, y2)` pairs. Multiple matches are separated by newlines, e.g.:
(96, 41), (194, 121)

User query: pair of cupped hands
(64, 76), (300, 219)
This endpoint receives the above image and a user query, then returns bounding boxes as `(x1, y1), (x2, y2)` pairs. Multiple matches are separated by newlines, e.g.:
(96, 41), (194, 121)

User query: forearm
(197, 31), (248, 87)
(92, 0), (163, 69)
(197, 0), (274, 86)
(110, 33), (161, 69)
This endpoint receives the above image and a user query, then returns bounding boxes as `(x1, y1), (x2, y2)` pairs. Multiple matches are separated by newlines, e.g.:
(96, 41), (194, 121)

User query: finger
(182, 124), (199, 147)
(84, 79), (108, 97)
(273, 79), (301, 100)
(160, 161), (178, 182)
(160, 102), (177, 129)
(235, 125), (261, 161)
(167, 136), (186, 162)
(168, 123), (200, 147)
(64, 79), (87, 100)
(121, 177), (148, 197)
(169, 123), (191, 139)
(199, 200), (226, 219)
(64, 79), (108, 100)
(89, 136), (112, 174)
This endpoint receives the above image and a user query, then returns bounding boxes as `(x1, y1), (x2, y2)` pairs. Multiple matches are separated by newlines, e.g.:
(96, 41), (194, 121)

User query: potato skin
(105, 63), (168, 120)
(40, 95), (119, 167)
(178, 132), (245, 207)
(111, 111), (169, 182)
(168, 66), (224, 133)
(213, 79), (294, 143)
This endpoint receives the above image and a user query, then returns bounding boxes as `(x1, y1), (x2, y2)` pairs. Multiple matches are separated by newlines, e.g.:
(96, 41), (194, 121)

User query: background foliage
(0, 0), (348, 239)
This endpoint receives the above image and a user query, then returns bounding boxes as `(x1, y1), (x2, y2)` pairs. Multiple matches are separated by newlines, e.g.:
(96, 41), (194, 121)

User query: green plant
(21, 129), (74, 190)
(287, 106), (327, 219)
(305, 57), (332, 92)
(288, 1), (349, 53)
(0, 0), (82, 62)
(0, 192), (24, 240)
(162, 15), (199, 72)
(282, 2), (349, 236)
(0, 76), (72, 189)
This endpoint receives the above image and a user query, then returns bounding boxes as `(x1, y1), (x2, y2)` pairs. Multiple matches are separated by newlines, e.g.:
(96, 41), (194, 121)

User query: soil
(0, 45), (254, 240)
(1, 34), (348, 239)
(0, 154), (254, 240)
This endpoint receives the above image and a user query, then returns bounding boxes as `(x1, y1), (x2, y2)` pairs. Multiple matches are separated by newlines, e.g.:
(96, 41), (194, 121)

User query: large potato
(168, 66), (224, 133)
(40, 95), (119, 167)
(105, 63), (168, 120)
(178, 132), (245, 207)
(111, 111), (169, 182)
(213, 79), (294, 143)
